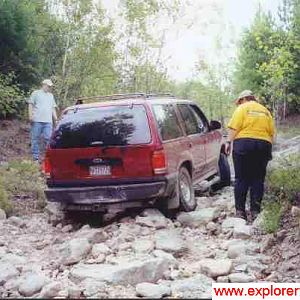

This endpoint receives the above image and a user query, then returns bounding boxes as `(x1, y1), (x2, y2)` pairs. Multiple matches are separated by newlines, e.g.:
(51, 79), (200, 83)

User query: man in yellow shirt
(226, 90), (275, 222)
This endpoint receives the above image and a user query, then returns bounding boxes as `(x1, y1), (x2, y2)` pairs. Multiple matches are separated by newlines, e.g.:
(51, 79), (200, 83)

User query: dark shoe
(236, 210), (247, 220)
(248, 211), (259, 224)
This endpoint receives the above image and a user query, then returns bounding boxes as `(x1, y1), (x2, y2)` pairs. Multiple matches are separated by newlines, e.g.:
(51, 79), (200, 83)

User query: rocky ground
(1, 187), (299, 299)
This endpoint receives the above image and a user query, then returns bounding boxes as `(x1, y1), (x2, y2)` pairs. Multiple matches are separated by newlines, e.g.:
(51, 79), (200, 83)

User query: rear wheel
(218, 153), (231, 187)
(179, 167), (196, 212)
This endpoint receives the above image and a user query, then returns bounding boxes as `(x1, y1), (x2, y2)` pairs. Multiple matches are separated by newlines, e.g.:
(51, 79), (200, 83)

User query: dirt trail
(0, 187), (282, 299)
(0, 124), (299, 298)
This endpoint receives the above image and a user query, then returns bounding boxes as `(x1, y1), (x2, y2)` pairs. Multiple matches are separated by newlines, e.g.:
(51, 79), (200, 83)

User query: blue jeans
(31, 122), (53, 161)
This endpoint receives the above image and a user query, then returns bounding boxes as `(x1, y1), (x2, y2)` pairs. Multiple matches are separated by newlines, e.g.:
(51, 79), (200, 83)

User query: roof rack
(74, 93), (175, 105)
(146, 93), (175, 98)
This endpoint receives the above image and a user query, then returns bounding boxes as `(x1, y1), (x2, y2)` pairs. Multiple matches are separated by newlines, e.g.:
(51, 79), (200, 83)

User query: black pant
(233, 138), (272, 213)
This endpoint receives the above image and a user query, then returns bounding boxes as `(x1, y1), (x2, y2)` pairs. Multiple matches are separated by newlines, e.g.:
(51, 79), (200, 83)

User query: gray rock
(60, 238), (91, 265)
(136, 282), (171, 298)
(291, 206), (300, 217)
(0, 262), (19, 285)
(171, 274), (213, 298)
(80, 278), (106, 297)
(227, 243), (246, 259)
(40, 281), (62, 298)
(4, 278), (21, 291)
(0, 209), (6, 220)
(132, 239), (154, 253)
(1, 253), (26, 266)
(154, 229), (187, 257)
(18, 273), (47, 297)
(141, 208), (165, 217)
(136, 215), (168, 229)
(68, 285), (82, 298)
(8, 216), (25, 228)
(233, 224), (252, 239)
(61, 224), (73, 233)
(217, 276), (229, 283)
(91, 243), (111, 257)
(74, 227), (108, 244)
(229, 273), (256, 283)
(70, 257), (174, 285)
(260, 234), (276, 253)
(199, 259), (233, 278)
(45, 203), (65, 226)
(177, 207), (220, 227)
(153, 250), (178, 267)
(206, 221), (218, 234)
(222, 217), (246, 231)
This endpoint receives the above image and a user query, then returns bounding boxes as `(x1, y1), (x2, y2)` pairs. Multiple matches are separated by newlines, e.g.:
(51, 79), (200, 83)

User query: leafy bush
(266, 154), (300, 203)
(0, 182), (13, 215)
(261, 198), (283, 233)
(0, 160), (46, 214)
(261, 154), (300, 233)
(0, 73), (25, 119)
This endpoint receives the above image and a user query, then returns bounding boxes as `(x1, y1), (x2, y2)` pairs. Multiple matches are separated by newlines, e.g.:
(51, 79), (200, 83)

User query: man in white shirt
(28, 79), (58, 161)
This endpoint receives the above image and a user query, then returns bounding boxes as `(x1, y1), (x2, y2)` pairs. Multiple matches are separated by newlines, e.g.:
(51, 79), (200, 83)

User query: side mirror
(209, 120), (222, 131)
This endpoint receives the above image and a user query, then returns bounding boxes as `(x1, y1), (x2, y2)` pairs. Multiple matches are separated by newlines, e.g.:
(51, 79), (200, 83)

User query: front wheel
(218, 153), (231, 187)
(179, 167), (196, 212)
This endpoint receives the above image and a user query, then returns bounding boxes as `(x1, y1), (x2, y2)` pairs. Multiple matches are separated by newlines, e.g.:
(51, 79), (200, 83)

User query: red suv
(44, 94), (230, 214)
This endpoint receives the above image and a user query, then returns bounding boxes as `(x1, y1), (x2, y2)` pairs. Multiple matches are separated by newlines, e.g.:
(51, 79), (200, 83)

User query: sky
(102, 0), (282, 81)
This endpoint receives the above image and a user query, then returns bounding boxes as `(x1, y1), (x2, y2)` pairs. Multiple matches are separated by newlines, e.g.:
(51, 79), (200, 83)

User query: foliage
(262, 154), (300, 233)
(0, 160), (46, 214)
(266, 154), (300, 203)
(0, 183), (13, 215)
(0, 73), (24, 119)
(261, 198), (283, 233)
(234, 1), (300, 117)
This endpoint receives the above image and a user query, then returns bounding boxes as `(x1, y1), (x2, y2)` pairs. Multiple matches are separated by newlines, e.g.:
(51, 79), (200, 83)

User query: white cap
(235, 90), (255, 104)
(42, 79), (53, 87)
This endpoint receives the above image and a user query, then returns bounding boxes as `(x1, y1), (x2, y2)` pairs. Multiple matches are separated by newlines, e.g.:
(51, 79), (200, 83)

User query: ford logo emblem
(93, 158), (103, 163)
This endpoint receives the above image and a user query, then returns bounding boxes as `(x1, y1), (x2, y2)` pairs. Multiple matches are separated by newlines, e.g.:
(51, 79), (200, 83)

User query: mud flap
(167, 176), (180, 209)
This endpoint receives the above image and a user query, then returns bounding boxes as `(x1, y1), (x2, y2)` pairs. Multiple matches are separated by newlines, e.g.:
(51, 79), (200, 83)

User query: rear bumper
(45, 175), (176, 210)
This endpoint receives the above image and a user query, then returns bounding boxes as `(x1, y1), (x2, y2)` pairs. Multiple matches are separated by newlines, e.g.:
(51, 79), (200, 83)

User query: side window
(177, 104), (199, 135)
(152, 104), (183, 141)
(190, 105), (209, 133)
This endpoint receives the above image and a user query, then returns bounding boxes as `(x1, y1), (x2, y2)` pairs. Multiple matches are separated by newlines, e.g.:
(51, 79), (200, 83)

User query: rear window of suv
(50, 105), (151, 148)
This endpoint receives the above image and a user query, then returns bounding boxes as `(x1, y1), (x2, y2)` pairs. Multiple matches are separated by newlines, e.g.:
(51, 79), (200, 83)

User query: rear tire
(218, 153), (231, 187)
(179, 167), (196, 212)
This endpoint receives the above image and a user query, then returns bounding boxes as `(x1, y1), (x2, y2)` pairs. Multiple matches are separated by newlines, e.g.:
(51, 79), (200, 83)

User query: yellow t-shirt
(227, 101), (275, 144)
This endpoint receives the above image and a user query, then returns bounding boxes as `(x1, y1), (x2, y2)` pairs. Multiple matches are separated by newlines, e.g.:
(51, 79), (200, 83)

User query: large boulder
(70, 257), (174, 285)
(39, 281), (62, 298)
(136, 282), (171, 298)
(154, 229), (187, 257)
(45, 203), (65, 226)
(222, 217), (246, 231)
(18, 273), (48, 297)
(136, 210), (168, 229)
(0, 262), (19, 285)
(60, 238), (91, 265)
(233, 224), (252, 240)
(177, 207), (220, 227)
(171, 274), (213, 298)
(199, 259), (233, 278)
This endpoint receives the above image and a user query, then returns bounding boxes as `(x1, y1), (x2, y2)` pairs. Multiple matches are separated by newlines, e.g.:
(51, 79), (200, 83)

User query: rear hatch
(46, 104), (157, 186)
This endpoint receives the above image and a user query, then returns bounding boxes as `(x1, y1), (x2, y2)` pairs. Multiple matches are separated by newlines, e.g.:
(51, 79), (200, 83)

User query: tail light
(152, 150), (167, 175)
(42, 153), (52, 178)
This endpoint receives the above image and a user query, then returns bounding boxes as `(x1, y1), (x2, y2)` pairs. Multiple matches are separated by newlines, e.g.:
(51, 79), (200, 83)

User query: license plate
(89, 165), (111, 176)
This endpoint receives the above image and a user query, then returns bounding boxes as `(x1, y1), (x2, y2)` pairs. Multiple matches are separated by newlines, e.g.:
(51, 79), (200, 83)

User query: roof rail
(74, 92), (175, 105)
(75, 93), (146, 105)
(146, 93), (175, 98)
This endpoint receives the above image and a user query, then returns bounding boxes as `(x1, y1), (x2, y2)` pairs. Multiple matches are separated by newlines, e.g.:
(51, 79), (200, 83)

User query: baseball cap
(235, 90), (254, 104)
(42, 79), (53, 87)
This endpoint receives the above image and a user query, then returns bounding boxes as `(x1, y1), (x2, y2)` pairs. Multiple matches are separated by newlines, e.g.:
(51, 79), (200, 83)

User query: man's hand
(225, 141), (232, 156)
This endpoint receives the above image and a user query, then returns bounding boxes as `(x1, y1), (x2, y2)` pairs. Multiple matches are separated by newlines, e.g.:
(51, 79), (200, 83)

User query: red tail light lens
(152, 150), (167, 175)
(42, 154), (52, 178)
